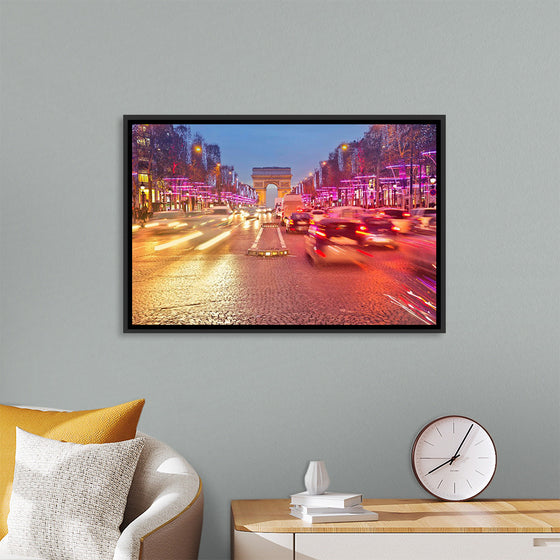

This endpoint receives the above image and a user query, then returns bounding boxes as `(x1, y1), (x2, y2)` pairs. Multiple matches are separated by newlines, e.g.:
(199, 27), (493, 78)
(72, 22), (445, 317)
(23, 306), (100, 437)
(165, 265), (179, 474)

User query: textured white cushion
(2, 428), (144, 560)
(0, 554), (45, 560)
(0, 556), (45, 559)
(0, 556), (44, 559)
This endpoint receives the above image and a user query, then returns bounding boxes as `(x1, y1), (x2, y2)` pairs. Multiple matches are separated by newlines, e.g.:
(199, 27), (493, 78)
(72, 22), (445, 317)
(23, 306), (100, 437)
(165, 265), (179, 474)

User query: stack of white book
(289, 491), (378, 523)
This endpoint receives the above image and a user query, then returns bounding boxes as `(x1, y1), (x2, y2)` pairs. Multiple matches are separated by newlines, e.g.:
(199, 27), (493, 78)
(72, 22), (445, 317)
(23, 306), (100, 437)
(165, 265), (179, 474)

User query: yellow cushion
(0, 399), (145, 538)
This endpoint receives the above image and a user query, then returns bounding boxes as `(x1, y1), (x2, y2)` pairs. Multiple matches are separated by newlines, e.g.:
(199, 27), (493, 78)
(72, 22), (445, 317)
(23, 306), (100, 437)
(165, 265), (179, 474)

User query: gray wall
(1, 1), (558, 558)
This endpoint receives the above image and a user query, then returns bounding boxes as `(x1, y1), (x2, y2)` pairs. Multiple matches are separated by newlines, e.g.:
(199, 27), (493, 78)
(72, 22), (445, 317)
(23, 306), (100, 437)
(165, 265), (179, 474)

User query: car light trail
(407, 290), (436, 310)
(132, 225), (140, 232)
(384, 294), (434, 325)
(145, 222), (159, 228)
(195, 230), (231, 251)
(154, 231), (203, 251)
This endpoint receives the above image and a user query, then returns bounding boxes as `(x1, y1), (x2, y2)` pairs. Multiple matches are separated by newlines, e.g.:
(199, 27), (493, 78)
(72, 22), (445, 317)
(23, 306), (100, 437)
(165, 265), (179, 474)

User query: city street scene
(127, 119), (442, 329)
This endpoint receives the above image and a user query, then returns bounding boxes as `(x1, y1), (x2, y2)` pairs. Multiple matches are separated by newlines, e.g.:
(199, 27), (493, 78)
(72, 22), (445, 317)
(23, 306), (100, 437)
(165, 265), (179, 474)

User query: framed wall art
(124, 115), (445, 332)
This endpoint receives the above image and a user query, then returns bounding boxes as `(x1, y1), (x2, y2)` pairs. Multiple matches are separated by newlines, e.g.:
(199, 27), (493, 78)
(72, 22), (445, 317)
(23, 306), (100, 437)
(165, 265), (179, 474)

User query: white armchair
(117, 432), (203, 560)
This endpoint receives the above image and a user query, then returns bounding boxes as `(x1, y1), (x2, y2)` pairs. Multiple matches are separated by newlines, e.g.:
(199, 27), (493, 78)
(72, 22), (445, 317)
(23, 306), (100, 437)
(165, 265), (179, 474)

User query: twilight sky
(187, 124), (371, 185)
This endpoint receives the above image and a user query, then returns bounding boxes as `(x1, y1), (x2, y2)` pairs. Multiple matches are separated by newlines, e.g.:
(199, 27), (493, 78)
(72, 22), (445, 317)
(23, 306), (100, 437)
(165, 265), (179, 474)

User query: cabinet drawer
(296, 533), (560, 560)
(233, 531), (293, 560)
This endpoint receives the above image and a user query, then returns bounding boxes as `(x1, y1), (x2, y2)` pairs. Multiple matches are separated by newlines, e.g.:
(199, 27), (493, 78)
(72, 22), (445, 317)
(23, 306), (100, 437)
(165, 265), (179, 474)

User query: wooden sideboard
(231, 498), (560, 559)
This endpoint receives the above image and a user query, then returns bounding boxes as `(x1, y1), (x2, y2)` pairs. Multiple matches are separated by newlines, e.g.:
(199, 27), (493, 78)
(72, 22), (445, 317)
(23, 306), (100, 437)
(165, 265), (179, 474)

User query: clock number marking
(436, 427), (443, 438)
(466, 479), (472, 489)
(423, 440), (435, 446)
(453, 483), (456, 494)
(475, 470), (485, 476)
(437, 479), (443, 489)
(474, 439), (485, 446)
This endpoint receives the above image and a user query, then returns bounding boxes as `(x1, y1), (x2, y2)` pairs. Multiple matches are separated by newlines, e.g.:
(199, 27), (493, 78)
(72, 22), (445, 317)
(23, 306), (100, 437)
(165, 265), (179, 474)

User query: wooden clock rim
(411, 415), (498, 502)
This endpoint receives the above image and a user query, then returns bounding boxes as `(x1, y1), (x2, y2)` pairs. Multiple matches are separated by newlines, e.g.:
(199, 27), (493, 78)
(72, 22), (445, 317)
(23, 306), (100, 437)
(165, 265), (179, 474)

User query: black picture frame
(124, 115), (445, 332)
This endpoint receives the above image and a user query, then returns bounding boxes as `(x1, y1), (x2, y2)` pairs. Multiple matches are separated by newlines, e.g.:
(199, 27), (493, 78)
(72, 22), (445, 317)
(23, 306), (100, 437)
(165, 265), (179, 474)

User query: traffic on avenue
(131, 205), (438, 327)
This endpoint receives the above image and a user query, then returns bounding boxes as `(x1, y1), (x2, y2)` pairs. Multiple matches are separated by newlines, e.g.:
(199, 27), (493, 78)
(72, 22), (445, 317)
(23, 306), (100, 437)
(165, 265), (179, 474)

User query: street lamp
(341, 144), (348, 151)
(429, 175), (437, 208)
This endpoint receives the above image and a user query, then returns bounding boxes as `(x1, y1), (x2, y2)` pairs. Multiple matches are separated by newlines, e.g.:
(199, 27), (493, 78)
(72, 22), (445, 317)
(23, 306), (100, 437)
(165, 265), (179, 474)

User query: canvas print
(124, 116), (444, 331)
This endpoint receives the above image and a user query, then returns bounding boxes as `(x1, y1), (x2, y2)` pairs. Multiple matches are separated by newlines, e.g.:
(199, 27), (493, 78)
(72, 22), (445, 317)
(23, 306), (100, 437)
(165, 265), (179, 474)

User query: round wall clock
(411, 415), (497, 501)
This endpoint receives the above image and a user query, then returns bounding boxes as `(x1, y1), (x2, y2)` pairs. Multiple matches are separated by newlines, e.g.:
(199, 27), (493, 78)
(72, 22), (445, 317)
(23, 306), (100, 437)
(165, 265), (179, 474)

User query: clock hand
(426, 455), (460, 475)
(449, 423), (473, 464)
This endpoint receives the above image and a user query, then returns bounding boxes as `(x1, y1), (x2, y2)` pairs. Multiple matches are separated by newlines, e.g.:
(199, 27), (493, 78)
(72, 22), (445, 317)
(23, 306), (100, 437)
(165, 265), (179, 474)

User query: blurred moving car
(305, 218), (365, 266)
(400, 231), (437, 274)
(326, 206), (366, 220)
(244, 207), (259, 220)
(235, 206), (252, 217)
(376, 207), (412, 233)
(285, 212), (312, 233)
(414, 216), (437, 234)
(208, 205), (232, 214)
(208, 205), (233, 224)
(143, 210), (189, 233)
(309, 209), (326, 221)
(410, 207), (437, 232)
(356, 216), (399, 249)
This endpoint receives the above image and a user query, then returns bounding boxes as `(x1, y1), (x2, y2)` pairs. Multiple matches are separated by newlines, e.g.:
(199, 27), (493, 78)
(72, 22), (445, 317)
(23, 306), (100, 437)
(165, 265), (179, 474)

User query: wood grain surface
(231, 499), (560, 533)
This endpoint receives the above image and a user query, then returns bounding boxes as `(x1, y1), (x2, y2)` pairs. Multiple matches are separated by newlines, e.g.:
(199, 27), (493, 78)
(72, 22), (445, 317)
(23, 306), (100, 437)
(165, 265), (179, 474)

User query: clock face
(412, 416), (497, 501)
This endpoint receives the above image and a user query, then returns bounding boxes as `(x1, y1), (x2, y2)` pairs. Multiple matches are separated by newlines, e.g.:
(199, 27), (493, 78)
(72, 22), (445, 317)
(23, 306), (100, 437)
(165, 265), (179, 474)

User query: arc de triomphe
(251, 167), (292, 205)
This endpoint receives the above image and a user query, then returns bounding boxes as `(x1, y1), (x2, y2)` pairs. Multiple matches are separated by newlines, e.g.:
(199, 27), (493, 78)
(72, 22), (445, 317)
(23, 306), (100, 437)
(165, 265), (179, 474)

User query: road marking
(154, 231), (202, 251)
(276, 227), (287, 249)
(250, 227), (265, 251)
